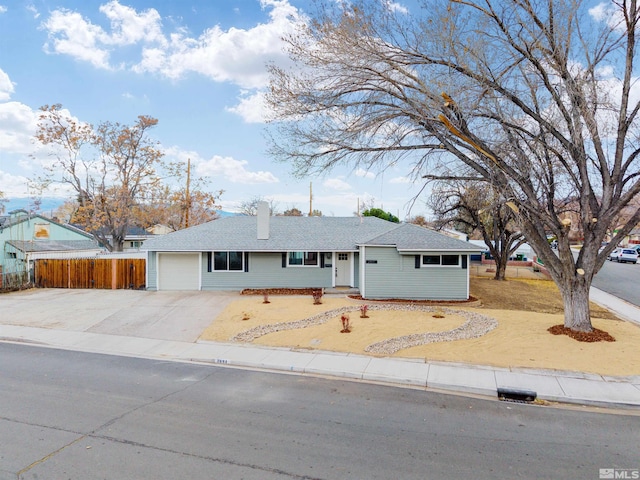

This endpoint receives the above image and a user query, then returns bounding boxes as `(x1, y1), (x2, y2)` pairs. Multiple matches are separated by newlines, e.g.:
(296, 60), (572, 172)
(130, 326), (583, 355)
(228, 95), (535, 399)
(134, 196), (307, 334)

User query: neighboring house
(86, 225), (165, 251)
(147, 224), (174, 236)
(121, 226), (155, 251)
(0, 210), (102, 285)
(468, 240), (534, 261)
(143, 203), (483, 300)
(618, 227), (640, 246)
(440, 228), (469, 242)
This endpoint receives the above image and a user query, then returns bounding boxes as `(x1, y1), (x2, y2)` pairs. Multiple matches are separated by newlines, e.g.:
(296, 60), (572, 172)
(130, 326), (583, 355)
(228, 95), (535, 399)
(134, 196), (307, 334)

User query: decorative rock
(230, 304), (498, 354)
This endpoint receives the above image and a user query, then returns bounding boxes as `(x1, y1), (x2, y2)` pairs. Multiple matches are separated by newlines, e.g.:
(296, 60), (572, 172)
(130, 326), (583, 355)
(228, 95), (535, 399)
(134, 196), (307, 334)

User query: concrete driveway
(0, 288), (239, 342)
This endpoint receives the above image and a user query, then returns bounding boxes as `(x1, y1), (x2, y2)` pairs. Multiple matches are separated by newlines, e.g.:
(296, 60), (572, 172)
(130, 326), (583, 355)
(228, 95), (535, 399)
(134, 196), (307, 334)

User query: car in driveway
(608, 248), (639, 263)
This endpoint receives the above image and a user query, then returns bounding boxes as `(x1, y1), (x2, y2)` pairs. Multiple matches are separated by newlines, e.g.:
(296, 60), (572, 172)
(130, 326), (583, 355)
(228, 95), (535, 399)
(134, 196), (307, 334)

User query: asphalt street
(593, 257), (640, 308)
(2, 343), (638, 480)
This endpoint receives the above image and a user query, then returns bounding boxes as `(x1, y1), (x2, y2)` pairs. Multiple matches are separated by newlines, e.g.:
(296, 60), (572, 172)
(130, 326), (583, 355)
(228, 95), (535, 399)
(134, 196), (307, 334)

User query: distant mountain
(2, 197), (64, 216)
(2, 197), (239, 219)
(217, 210), (238, 217)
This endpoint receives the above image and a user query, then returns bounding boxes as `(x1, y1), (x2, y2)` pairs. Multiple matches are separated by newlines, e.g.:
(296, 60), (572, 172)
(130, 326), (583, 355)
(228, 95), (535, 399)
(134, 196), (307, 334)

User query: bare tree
(0, 191), (6, 215)
(238, 196), (278, 216)
(266, 0), (640, 332)
(52, 198), (78, 223)
(35, 104), (164, 251)
(430, 181), (526, 281)
(138, 161), (223, 231)
(407, 215), (428, 227)
(282, 207), (304, 216)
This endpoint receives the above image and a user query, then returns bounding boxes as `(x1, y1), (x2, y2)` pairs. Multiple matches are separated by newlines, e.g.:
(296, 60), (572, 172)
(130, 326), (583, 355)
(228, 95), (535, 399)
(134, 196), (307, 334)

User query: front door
(335, 252), (351, 286)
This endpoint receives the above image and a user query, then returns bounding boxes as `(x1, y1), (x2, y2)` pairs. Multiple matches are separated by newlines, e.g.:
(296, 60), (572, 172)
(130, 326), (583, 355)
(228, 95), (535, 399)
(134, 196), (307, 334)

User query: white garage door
(158, 253), (200, 290)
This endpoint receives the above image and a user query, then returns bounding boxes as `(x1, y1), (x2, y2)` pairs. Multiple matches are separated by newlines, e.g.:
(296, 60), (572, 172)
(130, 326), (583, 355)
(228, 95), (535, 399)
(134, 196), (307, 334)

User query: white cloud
(26, 4), (39, 18)
(389, 176), (411, 184)
(589, 2), (625, 30)
(198, 155), (279, 184)
(323, 178), (352, 191)
(317, 191), (365, 215)
(0, 170), (31, 197)
(39, 1), (305, 127)
(0, 5), (7, 14)
(98, 1), (166, 46)
(226, 91), (268, 123)
(0, 103), (95, 187)
(354, 168), (375, 179)
(164, 147), (279, 184)
(135, 46), (166, 73)
(134, 1), (302, 88)
(40, 0), (303, 92)
(0, 68), (14, 101)
(383, 0), (408, 14)
(0, 101), (39, 154)
(41, 1), (166, 70)
(588, 3), (608, 22)
(42, 9), (113, 69)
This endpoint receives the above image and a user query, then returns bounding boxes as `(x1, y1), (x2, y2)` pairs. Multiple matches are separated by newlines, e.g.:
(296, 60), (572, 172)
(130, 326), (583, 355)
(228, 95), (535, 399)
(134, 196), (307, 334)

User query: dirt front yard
(199, 272), (640, 377)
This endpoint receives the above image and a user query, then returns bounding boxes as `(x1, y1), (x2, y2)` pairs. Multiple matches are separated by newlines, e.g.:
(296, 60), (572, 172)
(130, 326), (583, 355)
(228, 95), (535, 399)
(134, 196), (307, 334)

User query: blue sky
(0, 0), (426, 218)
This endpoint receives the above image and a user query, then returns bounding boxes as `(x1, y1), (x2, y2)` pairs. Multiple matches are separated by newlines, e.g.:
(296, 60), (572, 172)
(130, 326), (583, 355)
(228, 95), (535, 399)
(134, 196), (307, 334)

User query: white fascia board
(397, 248), (484, 253)
(356, 243), (395, 248)
(145, 248), (358, 253)
(156, 251), (202, 256)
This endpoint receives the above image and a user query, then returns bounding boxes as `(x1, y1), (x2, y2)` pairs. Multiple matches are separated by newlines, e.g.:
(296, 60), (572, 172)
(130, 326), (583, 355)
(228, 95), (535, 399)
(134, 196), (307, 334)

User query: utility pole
(185, 158), (191, 229)
(309, 182), (313, 216)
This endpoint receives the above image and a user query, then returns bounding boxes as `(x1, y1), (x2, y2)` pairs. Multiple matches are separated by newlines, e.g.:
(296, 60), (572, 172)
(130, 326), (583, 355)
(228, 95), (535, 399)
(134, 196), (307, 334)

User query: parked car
(607, 248), (639, 263)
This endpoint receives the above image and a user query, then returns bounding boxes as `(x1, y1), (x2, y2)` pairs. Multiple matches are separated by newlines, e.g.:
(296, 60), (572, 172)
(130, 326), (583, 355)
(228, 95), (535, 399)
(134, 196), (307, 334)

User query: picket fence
(34, 258), (146, 289)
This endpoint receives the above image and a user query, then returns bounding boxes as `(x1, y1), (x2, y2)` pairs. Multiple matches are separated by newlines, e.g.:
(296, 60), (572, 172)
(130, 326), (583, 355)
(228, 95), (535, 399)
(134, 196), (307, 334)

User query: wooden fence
(34, 258), (146, 289)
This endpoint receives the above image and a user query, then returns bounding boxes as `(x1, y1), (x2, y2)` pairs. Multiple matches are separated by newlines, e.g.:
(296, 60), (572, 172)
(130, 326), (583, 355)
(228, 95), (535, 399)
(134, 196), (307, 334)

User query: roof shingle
(142, 216), (482, 252)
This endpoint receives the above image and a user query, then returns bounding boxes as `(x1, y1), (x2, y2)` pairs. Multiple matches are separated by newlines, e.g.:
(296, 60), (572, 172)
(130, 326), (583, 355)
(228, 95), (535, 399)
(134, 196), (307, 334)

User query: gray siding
(353, 252), (360, 288)
(201, 252), (333, 290)
(147, 252), (158, 290)
(363, 246), (468, 300)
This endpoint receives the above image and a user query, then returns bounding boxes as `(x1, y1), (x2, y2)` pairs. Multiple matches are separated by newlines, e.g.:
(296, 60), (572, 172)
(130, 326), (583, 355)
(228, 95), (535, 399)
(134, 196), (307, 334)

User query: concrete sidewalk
(589, 286), (640, 326)
(1, 314), (639, 410)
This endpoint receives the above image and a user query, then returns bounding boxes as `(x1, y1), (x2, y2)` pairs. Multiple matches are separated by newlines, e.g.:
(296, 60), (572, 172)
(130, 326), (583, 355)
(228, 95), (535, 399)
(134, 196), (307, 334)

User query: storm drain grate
(497, 387), (537, 404)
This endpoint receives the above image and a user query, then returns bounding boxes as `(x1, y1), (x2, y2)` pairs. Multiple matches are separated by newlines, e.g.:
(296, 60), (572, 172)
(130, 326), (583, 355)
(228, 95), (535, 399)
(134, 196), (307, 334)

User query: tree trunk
(558, 278), (593, 332)
(492, 249), (509, 281)
(493, 257), (507, 281)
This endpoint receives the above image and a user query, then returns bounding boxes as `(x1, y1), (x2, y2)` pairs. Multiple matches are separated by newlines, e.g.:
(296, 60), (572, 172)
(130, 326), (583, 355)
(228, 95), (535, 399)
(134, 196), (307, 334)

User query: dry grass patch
(198, 270), (640, 375)
(469, 276), (618, 319)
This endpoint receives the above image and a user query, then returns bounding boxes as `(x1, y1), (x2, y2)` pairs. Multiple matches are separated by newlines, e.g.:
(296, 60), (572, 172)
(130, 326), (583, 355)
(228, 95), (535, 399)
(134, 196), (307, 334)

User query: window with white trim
(422, 254), (460, 267)
(288, 251), (319, 266)
(208, 251), (243, 272)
